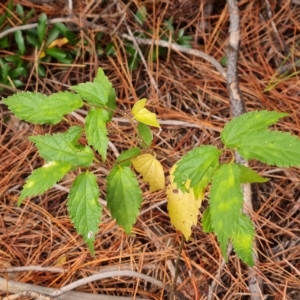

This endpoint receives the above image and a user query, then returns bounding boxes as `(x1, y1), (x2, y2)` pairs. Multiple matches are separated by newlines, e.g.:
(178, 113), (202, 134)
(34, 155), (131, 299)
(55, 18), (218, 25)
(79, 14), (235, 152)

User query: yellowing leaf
(132, 99), (160, 128)
(54, 254), (67, 267)
(47, 37), (69, 49)
(132, 153), (165, 192)
(132, 98), (147, 115)
(167, 163), (204, 240)
(39, 50), (46, 58)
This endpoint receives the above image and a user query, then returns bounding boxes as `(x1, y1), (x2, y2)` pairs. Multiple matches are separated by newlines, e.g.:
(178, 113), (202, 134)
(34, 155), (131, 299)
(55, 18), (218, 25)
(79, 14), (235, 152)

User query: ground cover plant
(0, 1), (192, 89)
(1, 1), (300, 300)
(0, 1), (78, 87)
(3, 68), (300, 268)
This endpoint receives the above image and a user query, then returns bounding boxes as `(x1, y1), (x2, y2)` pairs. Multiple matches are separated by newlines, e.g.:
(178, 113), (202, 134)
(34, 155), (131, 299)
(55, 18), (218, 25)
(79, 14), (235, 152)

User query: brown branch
(207, 1), (263, 299)
(0, 276), (146, 300)
(119, 33), (226, 79)
(226, 0), (245, 117)
(226, 1), (263, 300)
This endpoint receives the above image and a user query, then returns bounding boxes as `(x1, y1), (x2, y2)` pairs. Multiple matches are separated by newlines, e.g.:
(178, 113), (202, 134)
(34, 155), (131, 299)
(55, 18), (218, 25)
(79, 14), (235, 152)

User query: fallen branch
(0, 276), (145, 300)
(0, 268), (166, 300)
(118, 33), (226, 79)
(208, 1), (263, 299)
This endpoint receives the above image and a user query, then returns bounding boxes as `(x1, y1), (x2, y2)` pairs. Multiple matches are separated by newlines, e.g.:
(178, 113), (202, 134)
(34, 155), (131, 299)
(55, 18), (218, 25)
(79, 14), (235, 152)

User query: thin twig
(0, 266), (66, 274)
(263, 0), (288, 54)
(169, 236), (185, 300)
(0, 277), (148, 300)
(0, 263), (157, 275)
(4, 290), (57, 300)
(119, 33), (226, 79)
(67, 0), (73, 17)
(0, 18), (78, 40)
(226, 0), (245, 117)
(207, 244), (233, 300)
(50, 270), (167, 297)
(225, 1), (263, 300)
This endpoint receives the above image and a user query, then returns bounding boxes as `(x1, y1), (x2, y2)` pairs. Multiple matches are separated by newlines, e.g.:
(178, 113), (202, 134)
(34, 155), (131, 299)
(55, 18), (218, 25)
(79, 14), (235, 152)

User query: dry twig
(208, 1), (263, 299)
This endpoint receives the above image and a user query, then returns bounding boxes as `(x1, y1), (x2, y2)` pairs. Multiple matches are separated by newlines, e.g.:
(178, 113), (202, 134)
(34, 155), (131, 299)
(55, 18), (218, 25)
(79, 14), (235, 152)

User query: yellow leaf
(132, 98), (147, 115)
(54, 254), (67, 267)
(167, 163), (203, 240)
(39, 50), (46, 58)
(132, 154), (165, 192)
(132, 99), (160, 128)
(47, 37), (69, 49)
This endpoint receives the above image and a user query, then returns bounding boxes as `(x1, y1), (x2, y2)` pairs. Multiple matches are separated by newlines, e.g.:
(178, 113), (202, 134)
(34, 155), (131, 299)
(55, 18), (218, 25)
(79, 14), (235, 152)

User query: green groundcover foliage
(3, 68), (300, 265)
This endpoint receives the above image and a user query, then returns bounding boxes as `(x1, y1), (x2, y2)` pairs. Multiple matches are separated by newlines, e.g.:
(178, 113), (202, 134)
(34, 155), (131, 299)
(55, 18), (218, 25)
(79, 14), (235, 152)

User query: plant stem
(169, 235), (185, 300)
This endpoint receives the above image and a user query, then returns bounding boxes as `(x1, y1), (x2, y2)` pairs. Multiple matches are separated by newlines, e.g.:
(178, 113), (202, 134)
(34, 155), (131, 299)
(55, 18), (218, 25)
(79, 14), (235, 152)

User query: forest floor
(0, 1), (300, 299)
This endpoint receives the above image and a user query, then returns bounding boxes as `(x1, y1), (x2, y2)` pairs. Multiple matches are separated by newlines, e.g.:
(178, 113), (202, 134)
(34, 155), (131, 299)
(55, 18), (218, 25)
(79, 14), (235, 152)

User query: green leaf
(5, 55), (22, 63)
(128, 52), (139, 71)
(94, 68), (110, 85)
(0, 36), (9, 48)
(26, 34), (40, 47)
(29, 131), (94, 167)
(9, 67), (26, 79)
(106, 87), (116, 120)
(232, 214), (255, 266)
(6, 0), (13, 17)
(0, 13), (6, 27)
(164, 17), (174, 32)
(45, 47), (67, 60)
(116, 147), (141, 167)
(70, 81), (109, 106)
(105, 42), (115, 55)
(12, 79), (24, 87)
(221, 110), (288, 148)
(46, 27), (60, 47)
(173, 146), (221, 192)
(178, 28), (185, 39)
(106, 166), (142, 233)
(238, 130), (300, 167)
(14, 30), (25, 55)
(66, 125), (83, 144)
(56, 56), (73, 64)
(38, 13), (47, 43)
(85, 108), (109, 161)
(15, 4), (24, 17)
(209, 163), (243, 260)
(93, 68), (116, 118)
(53, 22), (76, 45)
(220, 56), (227, 67)
(193, 165), (217, 199)
(202, 207), (213, 233)
(237, 165), (268, 183)
(135, 6), (147, 25)
(3, 91), (83, 124)
(18, 161), (71, 205)
(54, 22), (69, 35)
(24, 9), (35, 22)
(67, 172), (101, 255)
(38, 64), (46, 77)
(64, 30), (76, 46)
(178, 35), (192, 48)
(138, 122), (153, 147)
(0, 59), (8, 81)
